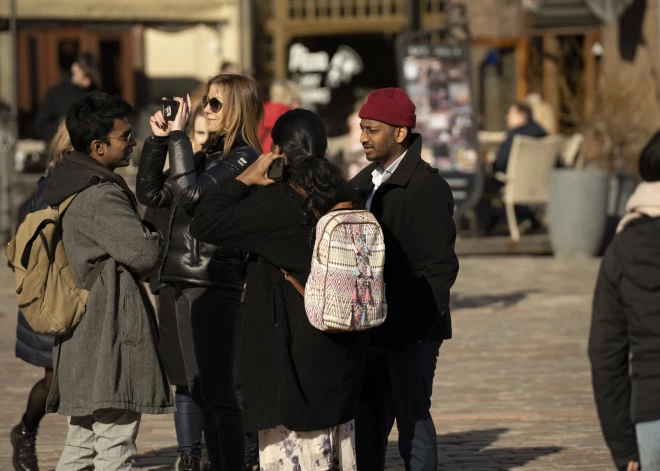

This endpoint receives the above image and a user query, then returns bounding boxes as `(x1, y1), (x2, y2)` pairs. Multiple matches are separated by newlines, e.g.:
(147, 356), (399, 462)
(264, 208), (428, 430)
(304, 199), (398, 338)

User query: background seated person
(493, 101), (548, 174)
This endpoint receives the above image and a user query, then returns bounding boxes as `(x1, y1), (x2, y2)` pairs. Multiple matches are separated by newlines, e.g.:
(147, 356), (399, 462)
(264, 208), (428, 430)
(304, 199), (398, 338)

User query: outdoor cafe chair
(494, 135), (564, 242)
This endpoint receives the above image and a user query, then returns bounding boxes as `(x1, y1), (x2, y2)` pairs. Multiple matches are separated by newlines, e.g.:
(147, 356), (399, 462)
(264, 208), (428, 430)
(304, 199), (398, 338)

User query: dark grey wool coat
(43, 151), (174, 417)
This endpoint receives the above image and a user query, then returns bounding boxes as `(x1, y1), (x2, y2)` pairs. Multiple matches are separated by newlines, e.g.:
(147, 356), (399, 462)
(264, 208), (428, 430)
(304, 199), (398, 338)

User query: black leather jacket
(136, 131), (259, 289)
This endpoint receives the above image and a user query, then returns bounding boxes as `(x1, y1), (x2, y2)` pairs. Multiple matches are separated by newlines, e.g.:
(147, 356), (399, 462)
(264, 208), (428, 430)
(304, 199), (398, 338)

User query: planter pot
(548, 169), (610, 257)
(599, 174), (638, 255)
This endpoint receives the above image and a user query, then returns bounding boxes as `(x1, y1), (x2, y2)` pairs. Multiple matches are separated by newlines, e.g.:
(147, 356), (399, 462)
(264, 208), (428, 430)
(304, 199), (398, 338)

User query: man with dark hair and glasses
(42, 91), (174, 470)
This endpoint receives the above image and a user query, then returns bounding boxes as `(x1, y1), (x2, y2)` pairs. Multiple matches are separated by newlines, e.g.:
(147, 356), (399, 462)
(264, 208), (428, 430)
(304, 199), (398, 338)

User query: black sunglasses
(202, 95), (222, 113)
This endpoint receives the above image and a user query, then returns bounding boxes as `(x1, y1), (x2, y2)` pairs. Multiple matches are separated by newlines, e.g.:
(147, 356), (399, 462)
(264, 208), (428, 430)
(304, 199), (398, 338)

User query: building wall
(144, 25), (225, 82)
(142, 1), (243, 87)
(462, 0), (524, 39)
(601, 0), (660, 133)
(0, 32), (12, 107)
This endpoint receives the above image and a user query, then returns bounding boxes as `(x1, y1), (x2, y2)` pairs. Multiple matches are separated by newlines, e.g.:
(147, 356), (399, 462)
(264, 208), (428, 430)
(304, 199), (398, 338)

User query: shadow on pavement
(451, 290), (537, 309)
(132, 445), (177, 470)
(132, 428), (562, 470)
(387, 427), (562, 470)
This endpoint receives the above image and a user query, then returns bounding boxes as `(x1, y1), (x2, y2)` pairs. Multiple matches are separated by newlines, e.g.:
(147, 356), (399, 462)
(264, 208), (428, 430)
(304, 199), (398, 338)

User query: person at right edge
(589, 132), (660, 471)
(350, 88), (459, 471)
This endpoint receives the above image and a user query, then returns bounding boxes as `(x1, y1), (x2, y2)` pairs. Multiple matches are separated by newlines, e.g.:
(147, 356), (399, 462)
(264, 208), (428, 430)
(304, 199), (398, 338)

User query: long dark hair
(639, 131), (660, 182)
(271, 109), (351, 239)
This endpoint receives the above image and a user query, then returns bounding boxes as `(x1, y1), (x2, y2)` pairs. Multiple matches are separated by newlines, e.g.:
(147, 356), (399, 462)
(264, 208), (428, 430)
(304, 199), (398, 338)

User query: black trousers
(175, 285), (244, 471)
(356, 341), (443, 471)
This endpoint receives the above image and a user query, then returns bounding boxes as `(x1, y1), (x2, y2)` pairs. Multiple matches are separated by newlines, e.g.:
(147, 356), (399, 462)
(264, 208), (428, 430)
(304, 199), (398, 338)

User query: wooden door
(17, 27), (136, 137)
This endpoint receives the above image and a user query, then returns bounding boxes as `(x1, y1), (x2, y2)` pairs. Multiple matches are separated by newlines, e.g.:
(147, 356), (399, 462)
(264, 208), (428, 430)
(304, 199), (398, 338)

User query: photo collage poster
(402, 43), (479, 177)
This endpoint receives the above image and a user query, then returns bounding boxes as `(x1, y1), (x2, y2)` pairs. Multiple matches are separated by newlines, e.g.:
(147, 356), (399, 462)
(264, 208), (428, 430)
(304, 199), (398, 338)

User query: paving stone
(0, 256), (615, 470)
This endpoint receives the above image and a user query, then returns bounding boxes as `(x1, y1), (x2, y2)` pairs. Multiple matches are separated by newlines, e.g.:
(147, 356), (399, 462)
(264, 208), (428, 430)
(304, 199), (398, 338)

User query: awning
(584, 0), (635, 22)
(524, 0), (602, 28)
(524, 0), (637, 26)
(0, 0), (236, 23)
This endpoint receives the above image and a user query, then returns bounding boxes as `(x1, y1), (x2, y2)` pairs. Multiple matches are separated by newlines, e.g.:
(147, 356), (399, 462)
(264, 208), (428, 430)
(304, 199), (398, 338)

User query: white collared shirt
(365, 151), (407, 210)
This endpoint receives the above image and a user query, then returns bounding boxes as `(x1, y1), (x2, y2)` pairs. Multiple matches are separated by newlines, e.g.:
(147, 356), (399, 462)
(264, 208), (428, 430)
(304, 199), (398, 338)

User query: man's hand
(627, 460), (640, 471)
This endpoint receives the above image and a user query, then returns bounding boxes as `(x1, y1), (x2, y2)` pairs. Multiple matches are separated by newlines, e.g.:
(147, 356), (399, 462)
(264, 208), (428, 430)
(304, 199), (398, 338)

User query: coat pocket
(120, 286), (141, 346)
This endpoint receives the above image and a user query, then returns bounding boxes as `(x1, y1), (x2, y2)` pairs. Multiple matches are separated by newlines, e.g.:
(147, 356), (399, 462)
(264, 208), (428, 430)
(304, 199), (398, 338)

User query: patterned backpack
(281, 182), (387, 332)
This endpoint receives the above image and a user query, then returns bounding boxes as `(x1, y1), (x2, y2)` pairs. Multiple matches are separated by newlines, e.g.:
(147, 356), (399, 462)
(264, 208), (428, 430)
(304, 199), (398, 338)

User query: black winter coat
(136, 131), (259, 288)
(14, 176), (55, 368)
(189, 179), (369, 432)
(33, 79), (95, 142)
(589, 217), (660, 470)
(143, 206), (187, 386)
(351, 134), (459, 346)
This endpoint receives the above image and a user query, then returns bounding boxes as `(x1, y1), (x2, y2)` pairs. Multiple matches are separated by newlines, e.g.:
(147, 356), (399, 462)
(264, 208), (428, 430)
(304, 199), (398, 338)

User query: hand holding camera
(150, 94), (192, 137)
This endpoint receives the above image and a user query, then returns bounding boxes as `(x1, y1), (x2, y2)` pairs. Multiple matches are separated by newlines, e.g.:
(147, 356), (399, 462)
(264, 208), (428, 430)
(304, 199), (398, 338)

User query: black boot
(176, 450), (205, 471)
(10, 421), (38, 471)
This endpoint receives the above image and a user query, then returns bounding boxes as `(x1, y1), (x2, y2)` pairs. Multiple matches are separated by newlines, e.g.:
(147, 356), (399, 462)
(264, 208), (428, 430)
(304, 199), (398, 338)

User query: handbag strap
(280, 268), (305, 296)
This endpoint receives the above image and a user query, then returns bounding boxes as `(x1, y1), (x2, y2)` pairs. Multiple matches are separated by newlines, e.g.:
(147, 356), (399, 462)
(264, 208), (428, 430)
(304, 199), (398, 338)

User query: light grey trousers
(637, 418), (660, 471)
(56, 409), (142, 471)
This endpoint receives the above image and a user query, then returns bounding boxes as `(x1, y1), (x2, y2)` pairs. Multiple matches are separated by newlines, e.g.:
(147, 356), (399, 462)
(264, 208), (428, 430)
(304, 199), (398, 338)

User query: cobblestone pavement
(0, 256), (615, 470)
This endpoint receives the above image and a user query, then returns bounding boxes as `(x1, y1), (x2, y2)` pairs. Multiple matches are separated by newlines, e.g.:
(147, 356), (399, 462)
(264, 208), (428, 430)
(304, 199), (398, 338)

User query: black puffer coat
(15, 176), (55, 369)
(589, 216), (660, 470)
(136, 131), (259, 289)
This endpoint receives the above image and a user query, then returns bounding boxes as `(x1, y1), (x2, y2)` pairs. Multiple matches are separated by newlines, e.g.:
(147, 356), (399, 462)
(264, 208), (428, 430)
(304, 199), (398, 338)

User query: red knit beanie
(359, 88), (416, 128)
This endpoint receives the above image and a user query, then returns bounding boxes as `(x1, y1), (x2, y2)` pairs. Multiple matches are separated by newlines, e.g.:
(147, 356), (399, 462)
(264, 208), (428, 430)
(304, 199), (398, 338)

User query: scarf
(616, 181), (660, 233)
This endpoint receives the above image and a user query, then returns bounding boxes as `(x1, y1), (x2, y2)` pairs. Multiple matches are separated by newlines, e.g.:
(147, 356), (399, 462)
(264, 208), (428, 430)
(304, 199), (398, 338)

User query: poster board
(397, 36), (482, 216)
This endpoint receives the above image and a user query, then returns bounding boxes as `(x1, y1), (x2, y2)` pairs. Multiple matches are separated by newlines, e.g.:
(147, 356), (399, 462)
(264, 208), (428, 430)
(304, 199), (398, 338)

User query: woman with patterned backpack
(190, 109), (370, 469)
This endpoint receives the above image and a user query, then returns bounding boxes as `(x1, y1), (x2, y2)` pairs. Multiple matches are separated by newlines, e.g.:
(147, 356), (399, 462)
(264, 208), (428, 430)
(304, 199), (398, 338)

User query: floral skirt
(258, 420), (357, 471)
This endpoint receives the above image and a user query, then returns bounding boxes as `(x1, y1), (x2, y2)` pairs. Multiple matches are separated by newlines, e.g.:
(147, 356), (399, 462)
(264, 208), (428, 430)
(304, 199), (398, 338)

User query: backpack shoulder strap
(54, 193), (79, 214)
(330, 202), (353, 212)
(84, 259), (107, 291)
(51, 191), (107, 291)
(288, 181), (354, 218)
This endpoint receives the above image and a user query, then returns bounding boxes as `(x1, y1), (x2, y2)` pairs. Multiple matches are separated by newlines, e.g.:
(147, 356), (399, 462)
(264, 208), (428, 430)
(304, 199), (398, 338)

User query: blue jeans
(637, 419), (660, 471)
(356, 341), (443, 471)
(174, 386), (204, 453)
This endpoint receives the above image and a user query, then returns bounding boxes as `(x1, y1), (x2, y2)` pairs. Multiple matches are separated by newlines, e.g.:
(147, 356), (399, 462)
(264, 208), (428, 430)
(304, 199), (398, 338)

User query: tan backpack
(6, 193), (105, 335)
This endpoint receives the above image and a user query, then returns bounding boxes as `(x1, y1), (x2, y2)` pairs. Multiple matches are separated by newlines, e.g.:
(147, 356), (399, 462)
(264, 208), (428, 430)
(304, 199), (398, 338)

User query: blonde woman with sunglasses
(137, 75), (263, 471)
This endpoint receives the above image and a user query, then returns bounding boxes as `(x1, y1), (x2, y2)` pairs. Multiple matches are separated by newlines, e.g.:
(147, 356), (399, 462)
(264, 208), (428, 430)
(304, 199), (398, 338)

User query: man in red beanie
(351, 88), (459, 471)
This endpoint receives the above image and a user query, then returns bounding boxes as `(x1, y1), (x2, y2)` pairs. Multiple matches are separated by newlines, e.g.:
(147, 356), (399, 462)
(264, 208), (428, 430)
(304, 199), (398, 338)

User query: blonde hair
(47, 121), (72, 173)
(206, 74), (263, 156)
(269, 79), (300, 107)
